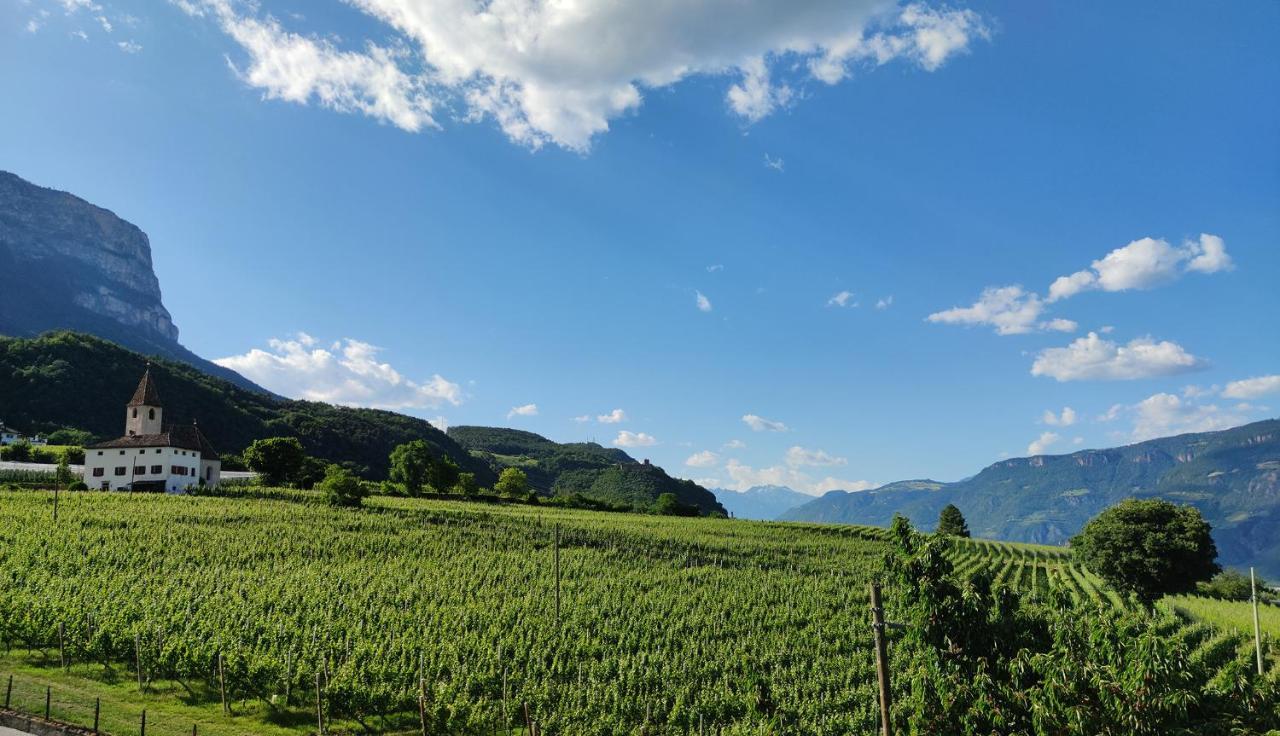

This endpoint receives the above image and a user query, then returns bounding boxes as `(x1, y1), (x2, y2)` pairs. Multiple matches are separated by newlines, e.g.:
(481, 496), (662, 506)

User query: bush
(319, 464), (367, 508)
(67, 481), (88, 491)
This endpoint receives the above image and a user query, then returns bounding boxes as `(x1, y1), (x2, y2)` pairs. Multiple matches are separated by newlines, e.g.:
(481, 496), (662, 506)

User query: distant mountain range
(448, 426), (725, 515)
(782, 421), (1280, 577)
(713, 485), (814, 520)
(0, 170), (269, 395)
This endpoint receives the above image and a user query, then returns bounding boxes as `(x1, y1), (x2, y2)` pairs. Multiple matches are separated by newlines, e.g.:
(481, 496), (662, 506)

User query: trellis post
(1252, 567), (1265, 676)
(869, 582), (892, 736)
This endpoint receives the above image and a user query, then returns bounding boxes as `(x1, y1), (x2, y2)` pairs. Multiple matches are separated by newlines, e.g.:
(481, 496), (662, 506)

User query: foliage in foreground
(885, 515), (1278, 735)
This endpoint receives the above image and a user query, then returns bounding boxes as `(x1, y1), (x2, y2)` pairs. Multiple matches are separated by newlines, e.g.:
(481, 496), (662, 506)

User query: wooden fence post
(315, 672), (325, 736)
(217, 652), (229, 716)
(869, 582), (892, 736)
(58, 622), (66, 670)
(44, 685), (50, 720)
(554, 524), (562, 628)
(93, 698), (100, 734)
(53, 487), (59, 523)
(1253, 567), (1265, 676)
(140, 709), (146, 736)
(418, 677), (428, 736)
(5, 673), (11, 709)
(135, 633), (144, 692)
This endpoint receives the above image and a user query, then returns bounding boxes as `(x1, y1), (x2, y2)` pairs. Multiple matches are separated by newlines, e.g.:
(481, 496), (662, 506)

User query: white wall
(82, 446), (204, 492)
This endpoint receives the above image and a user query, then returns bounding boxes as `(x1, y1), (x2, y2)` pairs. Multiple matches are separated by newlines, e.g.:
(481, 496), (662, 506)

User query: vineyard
(0, 490), (1276, 734)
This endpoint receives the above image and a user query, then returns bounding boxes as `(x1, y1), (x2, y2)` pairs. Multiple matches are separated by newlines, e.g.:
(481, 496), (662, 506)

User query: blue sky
(3, 0), (1278, 493)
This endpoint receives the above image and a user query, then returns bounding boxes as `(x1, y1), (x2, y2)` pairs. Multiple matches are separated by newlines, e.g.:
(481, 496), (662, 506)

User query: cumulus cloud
(696, 291), (713, 312)
(723, 439), (747, 450)
(785, 446), (848, 467)
(827, 290), (857, 308)
(173, 0), (988, 151)
(1041, 407), (1077, 427)
(117, 40), (141, 53)
(507, 403), (538, 418)
(1031, 332), (1204, 381)
(215, 333), (463, 410)
(1026, 431), (1060, 455)
(742, 414), (788, 432)
(1222, 375), (1280, 400)
(927, 285), (1075, 336)
(685, 450), (720, 468)
(1123, 393), (1249, 442)
(1047, 234), (1232, 302)
(614, 430), (657, 448)
(763, 154), (785, 172)
(724, 459), (873, 495)
(597, 408), (627, 424)
(875, 296), (894, 310)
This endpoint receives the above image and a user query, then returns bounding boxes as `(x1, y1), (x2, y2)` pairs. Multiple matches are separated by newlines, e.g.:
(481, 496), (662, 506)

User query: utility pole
(869, 582), (892, 736)
(1252, 567), (1265, 676)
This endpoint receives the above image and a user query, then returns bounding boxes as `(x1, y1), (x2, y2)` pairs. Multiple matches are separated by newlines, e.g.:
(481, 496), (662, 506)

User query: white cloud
(507, 403), (538, 418)
(875, 296), (894, 310)
(597, 408), (627, 424)
(696, 291), (713, 312)
(1041, 407), (1077, 427)
(70, 29), (88, 40)
(1222, 375), (1280, 400)
(723, 439), (746, 450)
(785, 446), (848, 467)
(763, 154), (785, 172)
(614, 430), (657, 448)
(1026, 431), (1060, 455)
(827, 290), (857, 308)
(685, 450), (720, 468)
(1126, 393), (1248, 442)
(571, 414), (591, 423)
(1047, 234), (1232, 302)
(1031, 332), (1204, 381)
(742, 414), (788, 432)
(724, 459), (873, 495)
(215, 333), (463, 410)
(706, 264), (724, 273)
(26, 19), (42, 33)
(174, 0), (987, 151)
(927, 285), (1072, 336)
(117, 40), (141, 53)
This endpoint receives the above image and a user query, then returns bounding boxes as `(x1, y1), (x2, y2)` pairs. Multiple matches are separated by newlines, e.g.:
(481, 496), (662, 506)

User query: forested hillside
(0, 331), (493, 483)
(783, 422), (1280, 576)
(449, 425), (725, 514)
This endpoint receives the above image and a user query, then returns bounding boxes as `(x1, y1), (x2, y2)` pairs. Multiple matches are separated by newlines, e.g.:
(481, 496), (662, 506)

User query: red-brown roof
(128, 367), (162, 407)
(87, 424), (219, 460)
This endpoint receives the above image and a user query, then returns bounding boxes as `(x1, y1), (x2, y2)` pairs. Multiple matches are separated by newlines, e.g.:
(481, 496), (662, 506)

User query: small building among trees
(82, 367), (221, 492)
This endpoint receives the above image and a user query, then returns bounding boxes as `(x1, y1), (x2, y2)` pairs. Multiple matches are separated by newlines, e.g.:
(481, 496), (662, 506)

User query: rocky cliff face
(0, 170), (178, 342)
(0, 170), (268, 394)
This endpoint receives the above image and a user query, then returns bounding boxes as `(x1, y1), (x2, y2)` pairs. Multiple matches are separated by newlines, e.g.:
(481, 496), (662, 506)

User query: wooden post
(217, 653), (229, 716)
(522, 702), (532, 735)
(192, 724), (197, 736)
(417, 678), (428, 736)
(135, 633), (144, 692)
(284, 650), (293, 706)
(314, 672), (325, 736)
(59, 622), (66, 670)
(554, 524), (562, 628)
(5, 674), (11, 709)
(93, 698), (100, 734)
(1253, 567), (1265, 676)
(53, 487), (59, 522)
(45, 685), (51, 720)
(140, 709), (146, 736)
(869, 582), (892, 736)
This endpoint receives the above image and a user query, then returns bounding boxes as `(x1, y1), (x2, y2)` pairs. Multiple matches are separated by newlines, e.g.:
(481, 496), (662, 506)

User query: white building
(0, 421), (21, 446)
(83, 367), (221, 492)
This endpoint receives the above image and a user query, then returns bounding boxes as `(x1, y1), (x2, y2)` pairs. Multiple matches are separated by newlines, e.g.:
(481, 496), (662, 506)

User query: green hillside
(782, 420), (1280, 577)
(449, 425), (725, 514)
(0, 331), (494, 484)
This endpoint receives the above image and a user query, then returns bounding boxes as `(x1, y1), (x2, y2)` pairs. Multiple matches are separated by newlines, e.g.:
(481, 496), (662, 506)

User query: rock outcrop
(0, 170), (267, 394)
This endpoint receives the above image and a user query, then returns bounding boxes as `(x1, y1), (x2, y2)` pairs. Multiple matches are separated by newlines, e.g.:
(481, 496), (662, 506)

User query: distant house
(0, 421), (21, 446)
(82, 367), (221, 492)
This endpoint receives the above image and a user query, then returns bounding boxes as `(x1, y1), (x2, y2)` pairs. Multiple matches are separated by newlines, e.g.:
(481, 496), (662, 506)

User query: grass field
(0, 489), (1274, 734)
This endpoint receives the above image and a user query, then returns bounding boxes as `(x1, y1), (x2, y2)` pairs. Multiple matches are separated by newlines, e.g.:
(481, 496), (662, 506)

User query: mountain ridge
(712, 485), (814, 520)
(782, 420), (1280, 576)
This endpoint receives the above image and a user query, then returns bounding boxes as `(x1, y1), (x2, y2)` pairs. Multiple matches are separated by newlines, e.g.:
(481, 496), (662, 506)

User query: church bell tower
(125, 365), (164, 436)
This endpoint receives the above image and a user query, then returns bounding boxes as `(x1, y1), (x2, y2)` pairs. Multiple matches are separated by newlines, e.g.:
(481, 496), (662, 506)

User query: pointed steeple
(128, 364), (162, 407)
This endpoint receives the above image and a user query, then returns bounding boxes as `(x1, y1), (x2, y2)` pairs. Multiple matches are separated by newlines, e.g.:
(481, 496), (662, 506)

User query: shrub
(319, 465), (367, 508)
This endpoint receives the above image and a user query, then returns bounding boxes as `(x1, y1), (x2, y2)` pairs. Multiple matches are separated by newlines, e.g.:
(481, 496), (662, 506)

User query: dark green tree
(242, 437), (306, 487)
(319, 464), (367, 508)
(936, 504), (970, 537)
(428, 455), (461, 493)
(494, 467), (530, 498)
(653, 492), (698, 517)
(1071, 499), (1219, 605)
(6, 439), (32, 462)
(55, 456), (74, 487)
(389, 440), (433, 495)
(451, 472), (479, 497)
(1196, 569), (1268, 601)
